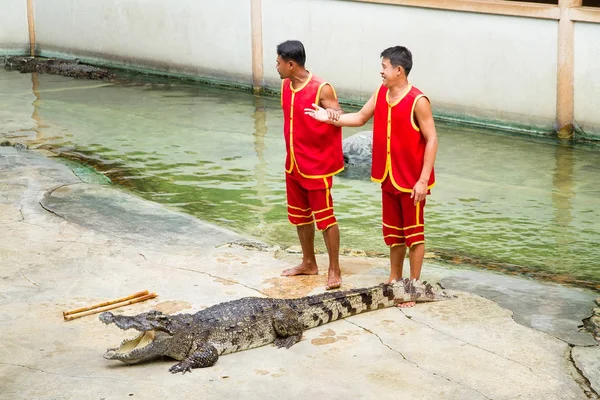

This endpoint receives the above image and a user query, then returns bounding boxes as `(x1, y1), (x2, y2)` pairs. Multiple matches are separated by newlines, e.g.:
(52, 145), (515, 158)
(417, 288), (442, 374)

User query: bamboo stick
(63, 290), (148, 317)
(63, 290), (149, 317)
(63, 293), (157, 321)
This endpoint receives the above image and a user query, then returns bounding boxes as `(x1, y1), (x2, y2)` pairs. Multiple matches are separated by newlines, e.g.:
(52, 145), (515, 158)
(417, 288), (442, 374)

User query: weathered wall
(33, 0), (254, 84)
(0, 0), (29, 55)
(574, 21), (600, 138)
(4, 0), (600, 138)
(262, 0), (558, 131)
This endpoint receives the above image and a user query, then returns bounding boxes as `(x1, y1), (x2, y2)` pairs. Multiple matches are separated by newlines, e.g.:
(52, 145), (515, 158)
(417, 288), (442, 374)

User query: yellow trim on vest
(286, 73), (344, 179)
(373, 85), (382, 109)
(386, 84), (412, 107)
(315, 82), (338, 106)
(280, 79), (285, 108)
(369, 85), (385, 183)
(315, 82), (324, 105)
(371, 85), (411, 184)
(390, 176), (413, 193)
(411, 94), (427, 132)
(293, 162), (344, 179)
(385, 104), (392, 181)
(286, 91), (297, 174)
(290, 72), (312, 93)
(288, 204), (311, 212)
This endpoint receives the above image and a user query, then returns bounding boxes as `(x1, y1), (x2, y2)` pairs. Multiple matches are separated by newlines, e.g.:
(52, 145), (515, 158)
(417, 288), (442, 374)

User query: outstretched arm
(411, 97), (438, 205)
(306, 91), (376, 127)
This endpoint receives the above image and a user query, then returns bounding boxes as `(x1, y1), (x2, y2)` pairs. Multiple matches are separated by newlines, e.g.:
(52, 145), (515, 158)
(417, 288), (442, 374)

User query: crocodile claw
(169, 362), (193, 374)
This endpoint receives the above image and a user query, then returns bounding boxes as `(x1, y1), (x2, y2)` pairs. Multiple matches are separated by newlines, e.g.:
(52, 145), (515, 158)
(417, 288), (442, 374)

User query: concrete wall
(0, 0), (29, 55)
(4, 0), (600, 137)
(574, 22), (600, 138)
(262, 0), (558, 131)
(33, 0), (253, 84)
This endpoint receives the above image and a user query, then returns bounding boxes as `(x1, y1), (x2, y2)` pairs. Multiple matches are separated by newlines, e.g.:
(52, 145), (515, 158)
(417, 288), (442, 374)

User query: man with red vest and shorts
(276, 40), (345, 290)
(306, 46), (438, 307)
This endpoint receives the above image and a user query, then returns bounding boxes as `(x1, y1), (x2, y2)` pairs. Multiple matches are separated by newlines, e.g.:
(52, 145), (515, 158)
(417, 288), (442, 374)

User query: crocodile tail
(297, 284), (397, 328)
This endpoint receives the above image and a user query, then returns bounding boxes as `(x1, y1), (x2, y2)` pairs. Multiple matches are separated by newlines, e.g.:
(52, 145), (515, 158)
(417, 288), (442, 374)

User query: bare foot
(325, 267), (342, 290)
(396, 301), (416, 308)
(281, 262), (318, 277)
(386, 276), (402, 284)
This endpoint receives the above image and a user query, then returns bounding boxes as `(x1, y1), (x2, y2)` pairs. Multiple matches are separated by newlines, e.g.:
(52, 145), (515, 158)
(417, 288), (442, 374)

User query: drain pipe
(250, 0), (264, 92)
(556, 0), (581, 139)
(26, 0), (36, 56)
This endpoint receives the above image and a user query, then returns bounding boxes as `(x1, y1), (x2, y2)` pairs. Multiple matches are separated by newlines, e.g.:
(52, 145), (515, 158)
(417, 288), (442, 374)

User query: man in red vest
(305, 46), (438, 307)
(277, 40), (345, 290)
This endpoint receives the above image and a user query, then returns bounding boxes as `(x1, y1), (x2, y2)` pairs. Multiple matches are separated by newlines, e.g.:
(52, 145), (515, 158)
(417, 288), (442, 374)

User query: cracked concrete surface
(0, 147), (598, 400)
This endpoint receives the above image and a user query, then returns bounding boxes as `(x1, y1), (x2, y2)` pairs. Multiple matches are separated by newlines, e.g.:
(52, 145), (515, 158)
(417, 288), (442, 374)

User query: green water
(1, 69), (599, 288)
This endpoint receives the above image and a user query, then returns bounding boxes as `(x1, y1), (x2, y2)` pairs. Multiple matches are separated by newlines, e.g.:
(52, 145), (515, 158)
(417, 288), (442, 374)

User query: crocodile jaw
(103, 330), (171, 364)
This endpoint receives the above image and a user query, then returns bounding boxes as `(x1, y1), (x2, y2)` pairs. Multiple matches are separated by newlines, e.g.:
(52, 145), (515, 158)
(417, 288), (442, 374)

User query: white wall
(0, 0), (29, 54)
(262, 0), (558, 130)
(33, 0), (254, 84)
(574, 22), (600, 137)
(14, 0), (600, 137)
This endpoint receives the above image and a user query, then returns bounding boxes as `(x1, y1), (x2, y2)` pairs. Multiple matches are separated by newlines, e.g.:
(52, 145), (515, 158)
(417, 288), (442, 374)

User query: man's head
(380, 46), (412, 87)
(276, 40), (306, 79)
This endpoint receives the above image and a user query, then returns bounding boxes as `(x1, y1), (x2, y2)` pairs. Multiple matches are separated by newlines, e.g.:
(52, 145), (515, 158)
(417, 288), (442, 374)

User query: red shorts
(286, 169), (337, 231)
(381, 177), (426, 247)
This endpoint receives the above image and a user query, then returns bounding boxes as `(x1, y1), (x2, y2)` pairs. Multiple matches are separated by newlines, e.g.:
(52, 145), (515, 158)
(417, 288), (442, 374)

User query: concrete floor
(1, 146), (598, 400)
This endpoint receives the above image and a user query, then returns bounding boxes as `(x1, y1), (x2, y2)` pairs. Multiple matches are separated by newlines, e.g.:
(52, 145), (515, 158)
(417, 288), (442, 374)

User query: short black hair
(380, 46), (412, 76)
(277, 40), (306, 67)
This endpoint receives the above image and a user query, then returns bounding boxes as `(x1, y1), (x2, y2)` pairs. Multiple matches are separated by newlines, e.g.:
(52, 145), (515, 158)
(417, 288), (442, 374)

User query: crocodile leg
(272, 305), (303, 349)
(168, 343), (219, 374)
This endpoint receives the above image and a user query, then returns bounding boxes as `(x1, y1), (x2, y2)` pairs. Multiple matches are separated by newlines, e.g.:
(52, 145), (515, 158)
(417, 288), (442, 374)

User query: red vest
(281, 73), (344, 178)
(371, 84), (435, 192)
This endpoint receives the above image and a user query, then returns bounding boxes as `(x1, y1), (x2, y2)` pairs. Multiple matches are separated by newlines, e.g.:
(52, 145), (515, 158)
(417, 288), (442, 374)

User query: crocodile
(4, 56), (115, 80)
(100, 278), (454, 374)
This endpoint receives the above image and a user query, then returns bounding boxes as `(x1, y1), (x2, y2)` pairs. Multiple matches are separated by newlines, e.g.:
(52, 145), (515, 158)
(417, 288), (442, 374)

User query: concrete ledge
(571, 6), (600, 23)
(344, 0), (561, 20)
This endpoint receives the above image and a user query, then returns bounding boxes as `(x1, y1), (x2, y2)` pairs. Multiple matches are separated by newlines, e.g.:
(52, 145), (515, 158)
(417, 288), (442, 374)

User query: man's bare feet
(386, 276), (402, 284)
(325, 267), (342, 290)
(396, 301), (416, 308)
(281, 262), (318, 277)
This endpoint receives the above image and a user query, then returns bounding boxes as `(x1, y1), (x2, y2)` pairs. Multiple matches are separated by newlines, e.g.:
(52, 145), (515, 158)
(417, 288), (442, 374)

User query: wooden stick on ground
(63, 293), (158, 321)
(63, 290), (151, 320)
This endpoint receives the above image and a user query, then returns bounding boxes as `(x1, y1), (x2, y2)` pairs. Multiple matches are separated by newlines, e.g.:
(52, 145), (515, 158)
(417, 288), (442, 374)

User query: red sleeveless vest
(281, 73), (344, 178)
(371, 84), (435, 192)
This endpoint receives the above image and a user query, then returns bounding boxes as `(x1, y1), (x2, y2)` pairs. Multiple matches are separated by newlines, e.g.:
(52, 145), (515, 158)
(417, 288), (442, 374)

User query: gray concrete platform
(0, 147), (598, 400)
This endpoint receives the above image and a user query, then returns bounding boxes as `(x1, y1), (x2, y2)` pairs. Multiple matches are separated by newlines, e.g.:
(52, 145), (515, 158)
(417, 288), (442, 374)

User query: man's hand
(305, 103), (340, 123)
(411, 179), (428, 205)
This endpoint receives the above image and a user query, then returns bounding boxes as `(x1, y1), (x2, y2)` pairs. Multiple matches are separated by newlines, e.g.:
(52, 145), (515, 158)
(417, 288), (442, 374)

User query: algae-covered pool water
(1, 68), (599, 290)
